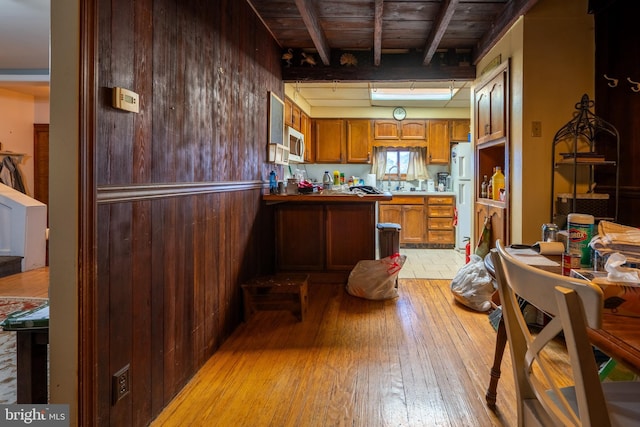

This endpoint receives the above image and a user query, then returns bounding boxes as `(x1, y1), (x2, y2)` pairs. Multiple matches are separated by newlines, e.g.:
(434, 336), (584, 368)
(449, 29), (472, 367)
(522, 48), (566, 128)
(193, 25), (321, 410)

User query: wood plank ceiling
(248, 0), (540, 82)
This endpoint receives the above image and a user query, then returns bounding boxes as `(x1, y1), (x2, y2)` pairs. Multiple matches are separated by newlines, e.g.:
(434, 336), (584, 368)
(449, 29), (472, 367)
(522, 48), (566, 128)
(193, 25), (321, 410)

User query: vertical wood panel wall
(94, 0), (281, 424)
(594, 1), (640, 226)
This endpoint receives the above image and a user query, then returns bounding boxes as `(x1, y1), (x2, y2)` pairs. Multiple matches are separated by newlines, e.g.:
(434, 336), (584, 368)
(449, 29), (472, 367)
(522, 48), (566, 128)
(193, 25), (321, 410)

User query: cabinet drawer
(427, 205), (454, 217)
(427, 230), (455, 243)
(428, 196), (454, 205)
(380, 196), (424, 205)
(428, 217), (453, 230)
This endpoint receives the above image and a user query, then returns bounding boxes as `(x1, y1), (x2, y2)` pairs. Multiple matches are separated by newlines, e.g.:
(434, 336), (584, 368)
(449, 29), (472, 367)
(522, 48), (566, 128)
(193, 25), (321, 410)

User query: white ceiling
(0, 0), (471, 108)
(0, 0), (50, 99)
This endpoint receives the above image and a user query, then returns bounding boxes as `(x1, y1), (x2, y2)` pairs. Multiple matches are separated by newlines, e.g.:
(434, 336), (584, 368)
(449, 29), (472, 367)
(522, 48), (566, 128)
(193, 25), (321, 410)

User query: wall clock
(393, 107), (406, 121)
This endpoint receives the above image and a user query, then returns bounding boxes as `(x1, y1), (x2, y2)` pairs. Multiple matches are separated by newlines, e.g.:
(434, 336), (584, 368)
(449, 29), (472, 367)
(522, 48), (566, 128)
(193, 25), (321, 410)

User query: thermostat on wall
(112, 87), (140, 113)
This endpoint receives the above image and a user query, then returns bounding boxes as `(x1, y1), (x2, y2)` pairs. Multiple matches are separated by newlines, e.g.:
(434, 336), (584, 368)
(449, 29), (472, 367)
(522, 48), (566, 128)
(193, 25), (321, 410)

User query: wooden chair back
(492, 240), (610, 426)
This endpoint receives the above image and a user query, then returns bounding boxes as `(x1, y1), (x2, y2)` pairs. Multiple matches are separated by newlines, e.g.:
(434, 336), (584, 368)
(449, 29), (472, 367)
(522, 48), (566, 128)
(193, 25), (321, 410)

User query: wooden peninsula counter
(263, 192), (392, 283)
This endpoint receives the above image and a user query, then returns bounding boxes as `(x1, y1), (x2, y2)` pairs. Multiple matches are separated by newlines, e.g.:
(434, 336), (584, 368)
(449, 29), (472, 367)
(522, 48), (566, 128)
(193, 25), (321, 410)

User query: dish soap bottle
(323, 171), (333, 190)
(491, 166), (505, 200)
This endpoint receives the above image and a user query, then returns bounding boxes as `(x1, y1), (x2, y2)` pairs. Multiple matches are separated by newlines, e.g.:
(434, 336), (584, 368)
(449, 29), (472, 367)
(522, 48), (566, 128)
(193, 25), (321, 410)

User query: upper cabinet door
(374, 120), (400, 139)
(399, 120), (427, 140)
(314, 119), (345, 163)
(346, 119), (372, 163)
(427, 119), (450, 164)
(476, 70), (506, 145)
(450, 120), (470, 141)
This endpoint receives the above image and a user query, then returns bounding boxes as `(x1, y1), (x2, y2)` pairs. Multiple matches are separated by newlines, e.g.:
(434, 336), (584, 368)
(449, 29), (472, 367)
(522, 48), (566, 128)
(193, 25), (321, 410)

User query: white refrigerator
(451, 142), (473, 250)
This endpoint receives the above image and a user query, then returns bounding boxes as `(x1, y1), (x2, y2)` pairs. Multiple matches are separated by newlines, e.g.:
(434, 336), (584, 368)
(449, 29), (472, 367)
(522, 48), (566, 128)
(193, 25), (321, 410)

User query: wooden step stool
(241, 274), (309, 322)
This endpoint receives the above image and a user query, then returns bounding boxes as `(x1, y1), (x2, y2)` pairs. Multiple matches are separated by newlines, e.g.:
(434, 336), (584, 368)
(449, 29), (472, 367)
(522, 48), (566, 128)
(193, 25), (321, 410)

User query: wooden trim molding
(79, 0), (98, 424)
(97, 181), (265, 204)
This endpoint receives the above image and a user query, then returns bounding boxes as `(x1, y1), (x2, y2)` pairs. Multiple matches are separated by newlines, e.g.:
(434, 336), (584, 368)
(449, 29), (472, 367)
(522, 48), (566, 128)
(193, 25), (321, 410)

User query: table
(1, 303), (49, 403)
(483, 251), (640, 409)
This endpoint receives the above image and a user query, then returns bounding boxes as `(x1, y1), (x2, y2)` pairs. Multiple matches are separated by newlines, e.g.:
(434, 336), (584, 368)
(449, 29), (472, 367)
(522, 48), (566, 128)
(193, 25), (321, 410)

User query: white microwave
(286, 126), (305, 163)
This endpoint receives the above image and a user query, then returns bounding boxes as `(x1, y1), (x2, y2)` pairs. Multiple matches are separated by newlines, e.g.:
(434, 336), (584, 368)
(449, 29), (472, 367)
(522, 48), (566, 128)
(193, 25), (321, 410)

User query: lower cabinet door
(326, 204), (375, 270)
(276, 205), (325, 271)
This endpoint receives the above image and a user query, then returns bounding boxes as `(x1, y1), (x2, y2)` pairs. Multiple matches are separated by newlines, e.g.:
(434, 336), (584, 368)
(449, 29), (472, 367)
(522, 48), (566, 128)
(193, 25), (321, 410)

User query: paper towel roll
(365, 174), (377, 187)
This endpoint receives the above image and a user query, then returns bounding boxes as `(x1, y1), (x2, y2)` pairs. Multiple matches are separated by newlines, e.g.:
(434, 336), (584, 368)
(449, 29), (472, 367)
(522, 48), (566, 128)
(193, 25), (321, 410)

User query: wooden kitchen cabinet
(475, 202), (507, 250)
(400, 120), (427, 140)
(346, 119), (372, 163)
(301, 111), (313, 163)
(284, 96), (301, 130)
(427, 119), (450, 164)
(276, 204), (325, 271)
(475, 66), (506, 145)
(313, 119), (345, 163)
(373, 120), (400, 140)
(474, 61), (510, 248)
(284, 97), (294, 128)
(450, 119), (470, 141)
(275, 202), (376, 274)
(373, 120), (427, 141)
(426, 196), (455, 247)
(379, 195), (426, 245)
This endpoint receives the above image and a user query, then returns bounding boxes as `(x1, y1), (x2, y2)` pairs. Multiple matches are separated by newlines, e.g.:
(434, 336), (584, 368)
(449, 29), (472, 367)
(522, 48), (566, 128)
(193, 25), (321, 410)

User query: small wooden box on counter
(241, 274), (309, 322)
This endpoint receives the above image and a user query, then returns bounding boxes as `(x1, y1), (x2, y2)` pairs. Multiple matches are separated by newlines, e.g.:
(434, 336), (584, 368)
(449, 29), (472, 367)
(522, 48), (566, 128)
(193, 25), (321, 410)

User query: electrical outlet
(531, 121), (542, 137)
(112, 364), (130, 404)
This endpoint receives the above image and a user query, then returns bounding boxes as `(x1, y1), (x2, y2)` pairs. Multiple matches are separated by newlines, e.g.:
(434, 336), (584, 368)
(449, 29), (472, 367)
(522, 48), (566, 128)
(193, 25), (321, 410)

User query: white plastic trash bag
(450, 254), (495, 312)
(346, 253), (407, 300)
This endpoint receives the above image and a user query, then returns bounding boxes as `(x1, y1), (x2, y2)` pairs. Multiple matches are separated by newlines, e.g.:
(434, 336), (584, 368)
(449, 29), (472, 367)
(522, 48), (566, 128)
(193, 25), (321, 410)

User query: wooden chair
(492, 240), (640, 426)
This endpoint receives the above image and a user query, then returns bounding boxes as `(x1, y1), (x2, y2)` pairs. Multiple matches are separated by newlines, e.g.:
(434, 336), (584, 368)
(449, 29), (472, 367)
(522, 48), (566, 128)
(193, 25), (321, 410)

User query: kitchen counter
(389, 191), (456, 196)
(264, 191), (388, 283)
(263, 191), (392, 204)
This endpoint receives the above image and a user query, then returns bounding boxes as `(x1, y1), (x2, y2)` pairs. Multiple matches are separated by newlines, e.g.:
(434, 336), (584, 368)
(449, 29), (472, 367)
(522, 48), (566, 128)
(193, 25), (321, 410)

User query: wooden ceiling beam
(422, 0), (459, 66)
(282, 64), (476, 82)
(294, 0), (331, 65)
(373, 0), (384, 66)
(473, 0), (539, 65)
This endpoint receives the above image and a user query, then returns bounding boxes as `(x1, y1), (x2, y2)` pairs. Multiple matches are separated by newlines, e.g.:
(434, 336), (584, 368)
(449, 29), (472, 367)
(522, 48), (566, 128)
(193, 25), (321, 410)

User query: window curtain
(406, 147), (429, 180)
(371, 146), (388, 179)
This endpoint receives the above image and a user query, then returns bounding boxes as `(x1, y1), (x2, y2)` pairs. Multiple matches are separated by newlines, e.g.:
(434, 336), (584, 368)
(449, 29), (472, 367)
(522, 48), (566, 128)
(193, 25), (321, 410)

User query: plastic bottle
(323, 171), (333, 190)
(567, 213), (595, 267)
(491, 166), (505, 200)
(333, 170), (340, 186)
(269, 171), (277, 194)
(480, 175), (488, 198)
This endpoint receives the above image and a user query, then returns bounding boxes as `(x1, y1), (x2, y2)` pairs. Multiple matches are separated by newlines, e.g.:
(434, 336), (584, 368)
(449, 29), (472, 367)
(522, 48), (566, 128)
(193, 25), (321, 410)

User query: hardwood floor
(152, 279), (519, 426)
(0, 267), (49, 298)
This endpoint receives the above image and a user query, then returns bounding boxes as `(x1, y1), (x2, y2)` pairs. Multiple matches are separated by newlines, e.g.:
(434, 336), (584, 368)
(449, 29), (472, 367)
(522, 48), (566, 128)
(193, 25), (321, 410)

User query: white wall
(0, 88), (39, 196)
(49, 0), (79, 423)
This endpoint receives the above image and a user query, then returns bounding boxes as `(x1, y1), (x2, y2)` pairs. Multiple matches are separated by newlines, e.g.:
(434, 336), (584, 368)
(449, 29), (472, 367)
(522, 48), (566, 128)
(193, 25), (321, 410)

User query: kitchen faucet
(387, 165), (399, 191)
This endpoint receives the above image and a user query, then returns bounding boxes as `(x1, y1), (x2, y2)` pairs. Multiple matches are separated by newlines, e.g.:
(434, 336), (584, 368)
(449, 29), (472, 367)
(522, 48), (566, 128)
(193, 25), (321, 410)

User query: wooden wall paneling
(131, 200), (153, 425)
(150, 200), (166, 417)
(594, 0), (640, 227)
(108, 202), (134, 426)
(150, 0), (177, 184)
(91, 0), (284, 423)
(107, 0), (135, 186)
(96, 205), (112, 422)
(159, 197), (176, 403)
(132, 0), (153, 186)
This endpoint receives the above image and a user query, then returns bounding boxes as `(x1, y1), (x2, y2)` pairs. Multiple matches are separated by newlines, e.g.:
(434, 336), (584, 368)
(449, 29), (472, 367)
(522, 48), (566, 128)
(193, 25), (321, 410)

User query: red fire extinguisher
(465, 238), (471, 263)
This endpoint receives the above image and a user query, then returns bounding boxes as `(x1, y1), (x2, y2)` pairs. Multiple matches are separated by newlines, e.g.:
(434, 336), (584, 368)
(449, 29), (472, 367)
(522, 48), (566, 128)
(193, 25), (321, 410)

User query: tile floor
(398, 248), (466, 280)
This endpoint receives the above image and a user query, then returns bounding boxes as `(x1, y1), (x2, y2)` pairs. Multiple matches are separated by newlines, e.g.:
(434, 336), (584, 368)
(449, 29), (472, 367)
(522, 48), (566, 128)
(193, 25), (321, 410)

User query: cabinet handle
(484, 124), (490, 135)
